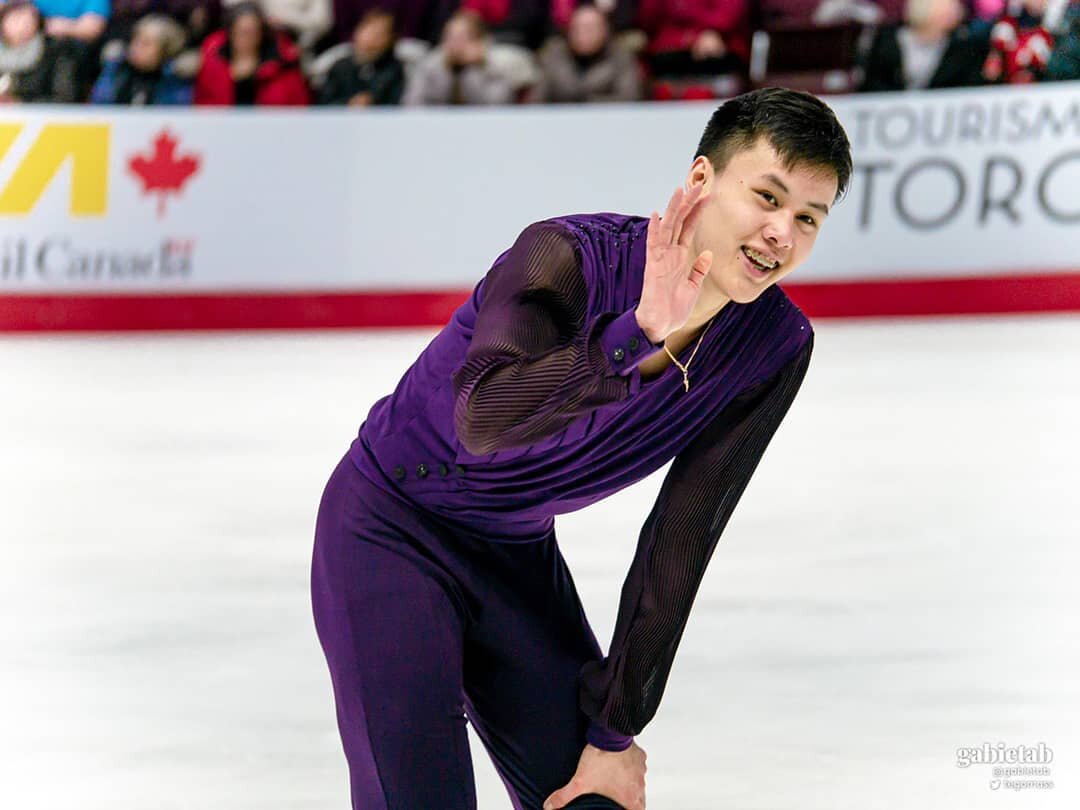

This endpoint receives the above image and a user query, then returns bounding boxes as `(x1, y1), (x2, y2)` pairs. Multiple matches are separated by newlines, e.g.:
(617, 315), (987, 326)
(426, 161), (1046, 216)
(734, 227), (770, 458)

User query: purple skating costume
(312, 212), (813, 808)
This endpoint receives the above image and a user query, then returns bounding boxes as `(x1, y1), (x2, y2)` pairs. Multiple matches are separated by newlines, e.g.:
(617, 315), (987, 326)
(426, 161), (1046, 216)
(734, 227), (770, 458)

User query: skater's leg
(461, 532), (623, 810)
(311, 456), (476, 810)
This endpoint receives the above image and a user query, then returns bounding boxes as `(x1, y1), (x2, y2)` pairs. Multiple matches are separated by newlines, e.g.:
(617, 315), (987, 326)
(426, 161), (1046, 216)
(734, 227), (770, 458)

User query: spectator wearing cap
(403, 9), (523, 104)
(90, 13), (192, 102)
(637, 0), (751, 78)
(0, 0), (79, 101)
(318, 7), (404, 105)
(538, 3), (642, 101)
(195, 1), (310, 103)
(859, 0), (989, 90)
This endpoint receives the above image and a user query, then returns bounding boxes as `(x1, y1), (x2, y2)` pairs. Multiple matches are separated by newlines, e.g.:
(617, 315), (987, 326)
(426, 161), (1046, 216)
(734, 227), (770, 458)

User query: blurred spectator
(90, 13), (192, 102)
(195, 1), (310, 103)
(638, 0), (750, 77)
(456, 0), (548, 48)
(329, 0), (426, 48)
(551, 0), (638, 32)
(318, 7), (403, 103)
(420, 0), (551, 49)
(105, 0), (220, 47)
(538, 3), (641, 101)
(1045, 0), (1079, 78)
(0, 0), (79, 101)
(982, 0), (1055, 81)
(37, 0), (110, 42)
(36, 0), (112, 97)
(403, 9), (530, 104)
(222, 0), (333, 50)
(860, 0), (989, 89)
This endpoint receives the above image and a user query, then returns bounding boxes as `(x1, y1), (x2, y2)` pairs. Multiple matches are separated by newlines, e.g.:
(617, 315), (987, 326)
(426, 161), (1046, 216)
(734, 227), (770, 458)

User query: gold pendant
(682, 373), (690, 393)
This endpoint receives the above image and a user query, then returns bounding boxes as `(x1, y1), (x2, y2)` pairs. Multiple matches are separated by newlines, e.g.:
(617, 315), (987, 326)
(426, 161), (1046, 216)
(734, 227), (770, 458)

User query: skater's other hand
(634, 184), (714, 344)
(543, 741), (647, 810)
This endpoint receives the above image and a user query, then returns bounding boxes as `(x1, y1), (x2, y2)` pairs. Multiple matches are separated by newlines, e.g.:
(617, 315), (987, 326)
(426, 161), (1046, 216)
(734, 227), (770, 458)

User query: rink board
(1, 82), (1078, 329)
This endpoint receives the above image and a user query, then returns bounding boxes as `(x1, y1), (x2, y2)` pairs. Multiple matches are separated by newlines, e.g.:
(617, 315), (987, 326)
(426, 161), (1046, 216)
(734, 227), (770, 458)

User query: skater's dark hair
(695, 87), (852, 203)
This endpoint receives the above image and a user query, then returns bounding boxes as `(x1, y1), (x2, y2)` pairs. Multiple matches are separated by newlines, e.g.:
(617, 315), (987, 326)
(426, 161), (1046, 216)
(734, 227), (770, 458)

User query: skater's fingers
(659, 187), (683, 243)
(676, 187), (709, 248)
(688, 250), (713, 286)
(645, 211), (660, 254)
(670, 183), (703, 245)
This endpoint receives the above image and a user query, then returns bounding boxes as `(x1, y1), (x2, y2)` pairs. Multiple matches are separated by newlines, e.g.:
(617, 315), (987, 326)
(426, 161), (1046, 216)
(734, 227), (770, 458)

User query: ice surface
(2, 315), (1078, 809)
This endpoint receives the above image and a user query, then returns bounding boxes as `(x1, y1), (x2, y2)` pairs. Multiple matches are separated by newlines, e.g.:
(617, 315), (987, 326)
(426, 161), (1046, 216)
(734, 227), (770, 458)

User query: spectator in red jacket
(195, 1), (310, 104)
(981, 0), (1057, 82)
(638, 0), (750, 77)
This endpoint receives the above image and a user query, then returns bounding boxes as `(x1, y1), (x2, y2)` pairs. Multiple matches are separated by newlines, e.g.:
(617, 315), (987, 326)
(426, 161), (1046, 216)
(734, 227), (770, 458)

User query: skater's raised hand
(634, 184), (714, 345)
(543, 741), (647, 810)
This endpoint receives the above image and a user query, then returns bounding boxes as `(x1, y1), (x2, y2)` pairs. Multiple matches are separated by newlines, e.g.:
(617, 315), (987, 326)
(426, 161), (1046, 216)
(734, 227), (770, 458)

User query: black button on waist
(391, 461), (462, 481)
(628, 336), (639, 351)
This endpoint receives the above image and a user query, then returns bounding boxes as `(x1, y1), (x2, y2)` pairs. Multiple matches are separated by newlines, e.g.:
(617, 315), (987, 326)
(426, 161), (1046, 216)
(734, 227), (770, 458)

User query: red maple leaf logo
(127, 129), (201, 218)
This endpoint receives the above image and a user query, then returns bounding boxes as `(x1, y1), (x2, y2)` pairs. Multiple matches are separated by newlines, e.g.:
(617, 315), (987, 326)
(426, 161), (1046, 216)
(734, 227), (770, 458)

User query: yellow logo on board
(0, 123), (109, 216)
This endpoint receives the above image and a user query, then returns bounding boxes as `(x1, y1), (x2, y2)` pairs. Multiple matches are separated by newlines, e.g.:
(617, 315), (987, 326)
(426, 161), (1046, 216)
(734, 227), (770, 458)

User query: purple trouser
(310, 452), (624, 810)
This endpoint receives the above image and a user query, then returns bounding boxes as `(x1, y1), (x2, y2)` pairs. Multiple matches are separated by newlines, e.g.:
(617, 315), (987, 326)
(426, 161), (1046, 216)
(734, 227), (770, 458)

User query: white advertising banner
(0, 82), (1078, 296)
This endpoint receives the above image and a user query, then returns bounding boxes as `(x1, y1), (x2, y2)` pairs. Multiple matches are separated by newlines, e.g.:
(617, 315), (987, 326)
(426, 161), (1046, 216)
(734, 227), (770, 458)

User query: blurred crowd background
(0, 0), (1076, 107)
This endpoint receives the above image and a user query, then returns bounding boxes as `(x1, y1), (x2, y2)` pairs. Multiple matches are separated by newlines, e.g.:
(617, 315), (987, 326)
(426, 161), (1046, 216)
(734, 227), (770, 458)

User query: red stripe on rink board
(0, 290), (473, 332)
(785, 273), (1080, 318)
(1, 272), (1080, 332)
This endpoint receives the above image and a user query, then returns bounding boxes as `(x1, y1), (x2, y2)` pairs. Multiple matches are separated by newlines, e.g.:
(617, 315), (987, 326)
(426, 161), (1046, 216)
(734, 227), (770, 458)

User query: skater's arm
(578, 335), (814, 743)
(453, 221), (663, 456)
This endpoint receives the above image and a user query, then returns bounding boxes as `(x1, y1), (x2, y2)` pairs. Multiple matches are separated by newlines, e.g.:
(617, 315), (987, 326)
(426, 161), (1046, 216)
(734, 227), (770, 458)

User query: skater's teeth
(742, 246), (778, 270)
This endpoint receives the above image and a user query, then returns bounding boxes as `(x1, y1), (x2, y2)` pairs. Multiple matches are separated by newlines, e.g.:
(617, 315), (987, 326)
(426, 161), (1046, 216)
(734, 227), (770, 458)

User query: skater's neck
(685, 289), (730, 334)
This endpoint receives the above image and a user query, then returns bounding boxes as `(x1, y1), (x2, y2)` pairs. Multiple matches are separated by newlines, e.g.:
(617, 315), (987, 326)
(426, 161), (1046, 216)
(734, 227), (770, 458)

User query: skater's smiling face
(687, 138), (839, 305)
(683, 89), (851, 310)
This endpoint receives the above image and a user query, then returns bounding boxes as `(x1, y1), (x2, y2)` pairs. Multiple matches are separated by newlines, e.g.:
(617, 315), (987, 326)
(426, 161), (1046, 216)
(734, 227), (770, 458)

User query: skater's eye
(757, 191), (778, 206)
(798, 214), (817, 227)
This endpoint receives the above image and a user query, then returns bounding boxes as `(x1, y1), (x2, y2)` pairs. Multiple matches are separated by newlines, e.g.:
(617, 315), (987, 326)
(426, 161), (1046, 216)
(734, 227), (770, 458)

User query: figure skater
(311, 86), (852, 810)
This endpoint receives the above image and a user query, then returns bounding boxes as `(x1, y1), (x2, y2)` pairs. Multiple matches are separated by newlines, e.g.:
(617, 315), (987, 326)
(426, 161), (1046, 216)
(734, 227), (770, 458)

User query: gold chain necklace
(663, 315), (715, 393)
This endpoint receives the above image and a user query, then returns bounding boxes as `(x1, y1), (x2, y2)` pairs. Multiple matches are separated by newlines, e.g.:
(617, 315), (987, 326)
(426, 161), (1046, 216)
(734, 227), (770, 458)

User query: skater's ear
(685, 155), (715, 195)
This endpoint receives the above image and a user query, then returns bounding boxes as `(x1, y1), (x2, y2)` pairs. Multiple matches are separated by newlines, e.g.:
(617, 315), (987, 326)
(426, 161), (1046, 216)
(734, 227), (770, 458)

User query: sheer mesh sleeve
(579, 335), (814, 748)
(452, 221), (661, 456)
